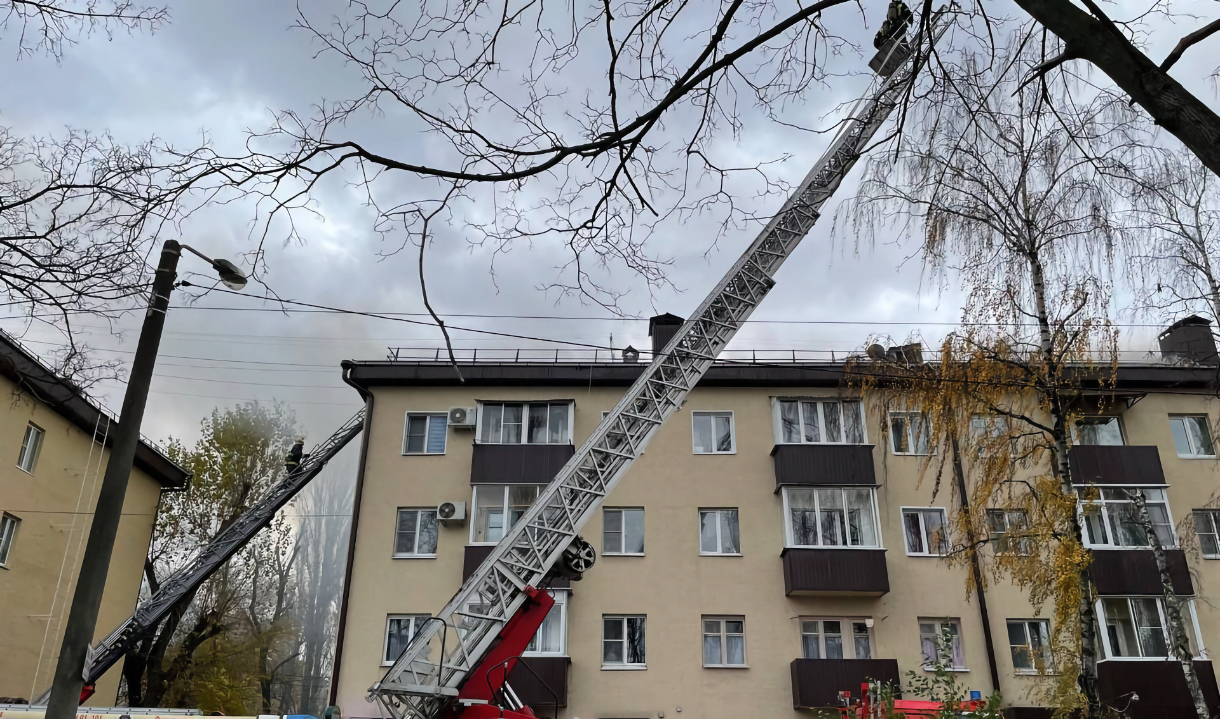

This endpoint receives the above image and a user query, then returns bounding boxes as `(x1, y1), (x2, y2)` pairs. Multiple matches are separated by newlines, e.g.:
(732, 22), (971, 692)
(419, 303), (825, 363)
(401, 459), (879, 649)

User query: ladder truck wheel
(558, 536), (596, 579)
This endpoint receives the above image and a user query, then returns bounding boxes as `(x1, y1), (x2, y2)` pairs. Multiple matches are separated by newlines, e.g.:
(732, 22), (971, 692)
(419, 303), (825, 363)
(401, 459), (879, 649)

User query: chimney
(1158, 315), (1219, 366)
(648, 313), (684, 357)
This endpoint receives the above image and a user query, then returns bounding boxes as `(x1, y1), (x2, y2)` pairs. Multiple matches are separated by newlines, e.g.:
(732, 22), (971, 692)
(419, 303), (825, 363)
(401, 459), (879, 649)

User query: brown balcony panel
(1069, 445), (1165, 485)
(464, 545), (568, 588)
(509, 656), (570, 709)
(791, 658), (901, 710)
(1089, 549), (1193, 596)
(1098, 660), (1219, 718)
(471, 443), (576, 485)
(771, 444), (877, 489)
(782, 548), (889, 596)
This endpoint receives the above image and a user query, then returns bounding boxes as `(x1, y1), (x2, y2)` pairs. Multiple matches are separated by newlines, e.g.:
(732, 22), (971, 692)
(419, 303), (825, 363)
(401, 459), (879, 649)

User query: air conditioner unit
(448, 406), (477, 428)
(437, 501), (466, 525)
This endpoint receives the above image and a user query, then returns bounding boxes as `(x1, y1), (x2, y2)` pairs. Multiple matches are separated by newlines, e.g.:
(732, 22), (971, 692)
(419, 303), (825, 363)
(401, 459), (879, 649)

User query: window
(890, 411), (931, 455)
(903, 508), (949, 556)
(777, 399), (865, 444)
(692, 412), (734, 454)
(604, 508), (645, 555)
(970, 415), (1009, 455)
(1080, 487), (1175, 549)
(0, 514), (18, 567)
(1170, 415), (1215, 457)
(1007, 619), (1051, 673)
(384, 614), (430, 665)
(394, 509), (439, 557)
(699, 509), (741, 555)
(603, 615), (646, 668)
(1193, 510), (1220, 558)
(479, 402), (571, 444)
(403, 413), (448, 454)
(525, 590), (567, 656)
(1074, 416), (1124, 446)
(702, 617), (746, 667)
(17, 423), (43, 473)
(1097, 597), (1204, 660)
(471, 485), (540, 543)
(801, 619), (873, 659)
(919, 619), (965, 669)
(986, 509), (1031, 555)
(783, 487), (879, 548)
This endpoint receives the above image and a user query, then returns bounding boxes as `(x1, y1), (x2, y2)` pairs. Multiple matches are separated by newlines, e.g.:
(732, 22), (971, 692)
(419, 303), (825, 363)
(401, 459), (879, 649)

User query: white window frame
(402, 412), (448, 455)
(773, 397), (867, 445)
(603, 507), (645, 556)
(476, 401), (574, 445)
(602, 615), (647, 670)
(702, 616), (747, 668)
(889, 410), (932, 455)
(986, 509), (1031, 556)
(469, 485), (541, 545)
(0, 513), (18, 567)
(1006, 619), (1052, 674)
(699, 508), (742, 556)
(799, 618), (874, 660)
(383, 614), (431, 666)
(1194, 509), (1220, 559)
(524, 589), (569, 657)
(1169, 415), (1216, 458)
(1078, 487), (1176, 550)
(969, 414), (1009, 456)
(919, 618), (966, 670)
(1072, 416), (1125, 446)
(1096, 596), (1207, 662)
(17, 422), (43, 474)
(691, 411), (736, 454)
(393, 508), (439, 558)
(782, 487), (883, 549)
(902, 507), (950, 556)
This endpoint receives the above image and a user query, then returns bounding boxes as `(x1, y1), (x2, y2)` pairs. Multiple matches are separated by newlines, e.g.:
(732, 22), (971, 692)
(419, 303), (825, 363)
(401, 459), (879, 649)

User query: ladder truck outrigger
(371, 10), (956, 719)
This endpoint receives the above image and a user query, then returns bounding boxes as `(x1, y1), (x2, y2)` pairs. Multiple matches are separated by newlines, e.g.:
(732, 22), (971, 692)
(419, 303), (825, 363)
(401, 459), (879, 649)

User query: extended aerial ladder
(35, 409), (367, 705)
(370, 8), (956, 719)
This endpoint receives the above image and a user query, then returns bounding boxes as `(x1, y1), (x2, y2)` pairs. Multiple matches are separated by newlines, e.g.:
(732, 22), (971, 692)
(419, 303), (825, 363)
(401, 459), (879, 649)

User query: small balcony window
(525, 590), (568, 656)
(1098, 596), (1204, 660)
(784, 487), (879, 549)
(478, 402), (572, 444)
(776, 399), (866, 445)
(1074, 416), (1124, 446)
(471, 485), (540, 544)
(801, 619), (872, 659)
(1080, 487), (1175, 549)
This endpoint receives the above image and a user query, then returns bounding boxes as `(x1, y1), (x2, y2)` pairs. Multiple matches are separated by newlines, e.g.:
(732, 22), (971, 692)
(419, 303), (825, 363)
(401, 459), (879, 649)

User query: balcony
(509, 656), (570, 710)
(791, 658), (901, 710)
(781, 548), (889, 596)
(1089, 549), (1193, 596)
(771, 444), (876, 490)
(1069, 445), (1165, 485)
(1098, 660), (1219, 718)
(464, 545), (568, 588)
(471, 443), (575, 485)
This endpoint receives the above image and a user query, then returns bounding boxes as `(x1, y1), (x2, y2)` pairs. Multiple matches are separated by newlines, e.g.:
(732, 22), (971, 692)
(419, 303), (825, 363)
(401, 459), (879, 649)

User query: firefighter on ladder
(285, 438), (306, 474)
(873, 0), (913, 48)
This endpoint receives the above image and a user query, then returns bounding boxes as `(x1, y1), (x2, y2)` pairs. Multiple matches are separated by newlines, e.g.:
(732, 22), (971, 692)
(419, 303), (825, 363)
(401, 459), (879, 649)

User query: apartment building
(332, 314), (1220, 719)
(0, 332), (190, 705)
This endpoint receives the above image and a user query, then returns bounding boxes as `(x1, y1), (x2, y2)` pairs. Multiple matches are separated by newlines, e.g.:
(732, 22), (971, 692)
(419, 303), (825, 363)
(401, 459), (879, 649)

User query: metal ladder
(370, 8), (956, 718)
(35, 408), (367, 702)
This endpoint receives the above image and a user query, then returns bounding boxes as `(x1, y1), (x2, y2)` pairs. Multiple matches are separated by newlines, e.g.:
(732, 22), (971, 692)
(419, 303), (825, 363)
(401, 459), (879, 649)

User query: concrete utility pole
(45, 241), (182, 719)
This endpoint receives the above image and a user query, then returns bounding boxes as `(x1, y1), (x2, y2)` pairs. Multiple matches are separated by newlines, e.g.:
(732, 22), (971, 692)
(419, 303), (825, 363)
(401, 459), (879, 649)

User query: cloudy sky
(1, 0), (1215, 463)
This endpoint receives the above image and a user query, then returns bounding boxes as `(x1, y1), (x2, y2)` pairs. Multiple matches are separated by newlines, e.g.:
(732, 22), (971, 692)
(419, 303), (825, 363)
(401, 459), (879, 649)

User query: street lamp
(45, 240), (246, 719)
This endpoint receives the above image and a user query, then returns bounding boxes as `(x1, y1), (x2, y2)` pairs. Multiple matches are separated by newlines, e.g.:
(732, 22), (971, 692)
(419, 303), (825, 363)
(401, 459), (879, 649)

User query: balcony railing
(464, 544), (568, 588)
(791, 658), (901, 710)
(509, 656), (570, 709)
(471, 443), (575, 485)
(771, 444), (877, 489)
(1089, 549), (1193, 596)
(1098, 660), (1219, 716)
(1068, 445), (1165, 485)
(781, 548), (889, 596)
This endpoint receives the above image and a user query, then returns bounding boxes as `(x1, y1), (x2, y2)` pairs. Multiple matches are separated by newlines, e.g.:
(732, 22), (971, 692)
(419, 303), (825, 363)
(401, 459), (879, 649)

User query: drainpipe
(330, 363), (376, 707)
(950, 435), (1002, 695)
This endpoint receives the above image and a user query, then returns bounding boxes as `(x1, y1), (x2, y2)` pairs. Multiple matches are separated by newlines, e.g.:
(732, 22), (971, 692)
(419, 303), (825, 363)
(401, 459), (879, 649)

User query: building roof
(0, 331), (190, 490)
(341, 355), (1220, 392)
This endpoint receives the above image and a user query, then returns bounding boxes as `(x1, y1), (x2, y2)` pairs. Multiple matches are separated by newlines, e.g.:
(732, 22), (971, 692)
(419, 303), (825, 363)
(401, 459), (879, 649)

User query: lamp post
(45, 240), (246, 719)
